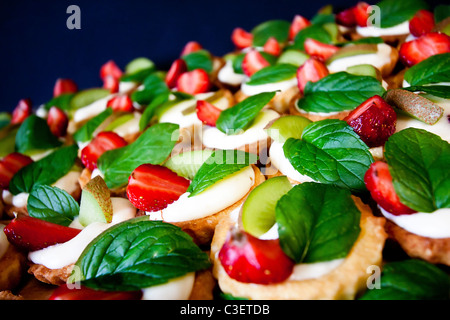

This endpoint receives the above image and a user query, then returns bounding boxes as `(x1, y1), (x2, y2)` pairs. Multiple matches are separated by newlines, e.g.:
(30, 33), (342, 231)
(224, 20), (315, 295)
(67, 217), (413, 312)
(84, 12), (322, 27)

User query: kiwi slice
(277, 49), (309, 67)
(327, 44), (378, 64)
(78, 176), (113, 227)
(104, 113), (135, 131)
(70, 88), (110, 111)
(265, 115), (312, 143)
(125, 57), (155, 75)
(164, 149), (214, 180)
(241, 176), (292, 237)
(346, 64), (382, 82)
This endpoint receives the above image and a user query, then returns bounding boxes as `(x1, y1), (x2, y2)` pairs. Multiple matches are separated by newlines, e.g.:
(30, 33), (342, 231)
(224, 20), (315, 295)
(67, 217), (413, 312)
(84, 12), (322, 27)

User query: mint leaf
(404, 53), (450, 86)
(216, 91), (276, 134)
(434, 5), (450, 23)
(182, 49), (213, 73)
(131, 72), (170, 106)
(276, 182), (361, 263)
(138, 92), (170, 131)
(403, 85), (450, 99)
(384, 128), (450, 212)
(15, 115), (62, 153)
(377, 0), (428, 28)
(27, 185), (79, 226)
(291, 24), (332, 51)
(187, 150), (257, 197)
(283, 119), (374, 192)
(44, 93), (75, 112)
(246, 64), (297, 86)
(98, 122), (179, 189)
(72, 107), (113, 143)
(76, 217), (211, 291)
(296, 72), (386, 113)
(359, 259), (450, 300)
(251, 20), (291, 47)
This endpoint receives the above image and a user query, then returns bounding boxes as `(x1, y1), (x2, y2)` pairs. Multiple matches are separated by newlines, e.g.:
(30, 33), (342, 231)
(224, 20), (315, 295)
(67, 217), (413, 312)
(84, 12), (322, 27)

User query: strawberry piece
(103, 75), (119, 93)
(231, 28), (253, 49)
(353, 2), (370, 27)
(126, 164), (190, 212)
(296, 57), (329, 93)
(303, 38), (339, 62)
(181, 41), (203, 56)
(10, 98), (32, 125)
(176, 69), (211, 95)
(263, 37), (281, 56)
(165, 59), (188, 89)
(344, 95), (396, 148)
(336, 7), (357, 27)
(289, 15), (311, 41)
(100, 60), (123, 81)
(364, 161), (416, 216)
(218, 228), (294, 284)
(399, 32), (450, 67)
(0, 152), (33, 189)
(106, 94), (134, 112)
(49, 284), (142, 300)
(409, 10), (435, 37)
(3, 215), (82, 251)
(80, 131), (127, 171)
(196, 100), (222, 126)
(47, 106), (68, 137)
(242, 50), (270, 77)
(53, 78), (78, 97)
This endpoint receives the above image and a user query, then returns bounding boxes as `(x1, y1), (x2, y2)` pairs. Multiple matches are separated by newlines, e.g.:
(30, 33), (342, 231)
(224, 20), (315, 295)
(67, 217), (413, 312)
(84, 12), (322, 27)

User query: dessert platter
(0, 0), (449, 300)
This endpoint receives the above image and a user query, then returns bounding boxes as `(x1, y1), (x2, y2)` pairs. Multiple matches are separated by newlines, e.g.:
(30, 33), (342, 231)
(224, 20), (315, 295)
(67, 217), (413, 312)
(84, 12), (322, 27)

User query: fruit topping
(353, 2), (371, 27)
(289, 15), (311, 41)
(296, 57), (329, 93)
(49, 283), (142, 300)
(242, 50), (270, 77)
(336, 7), (357, 27)
(265, 114), (312, 143)
(100, 60), (123, 81)
(409, 10), (435, 37)
(364, 161), (416, 216)
(176, 69), (211, 95)
(303, 38), (339, 62)
(53, 78), (78, 97)
(399, 32), (450, 67)
(102, 75), (119, 93)
(344, 95), (397, 147)
(218, 227), (294, 284)
(180, 41), (203, 56)
(0, 152), (33, 189)
(165, 58), (188, 89)
(231, 27), (253, 49)
(263, 37), (281, 56)
(196, 100), (222, 126)
(47, 106), (69, 138)
(106, 94), (134, 112)
(164, 149), (214, 180)
(80, 131), (128, 171)
(126, 164), (190, 212)
(78, 176), (113, 227)
(11, 98), (32, 125)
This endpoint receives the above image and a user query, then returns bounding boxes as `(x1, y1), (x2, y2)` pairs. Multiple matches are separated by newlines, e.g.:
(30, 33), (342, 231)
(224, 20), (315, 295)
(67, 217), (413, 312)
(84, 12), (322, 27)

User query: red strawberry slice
(242, 50), (270, 77)
(0, 152), (33, 189)
(126, 164), (190, 212)
(296, 57), (329, 93)
(103, 75), (119, 93)
(231, 28), (253, 49)
(176, 69), (211, 95)
(218, 228), (294, 284)
(364, 161), (416, 216)
(344, 95), (396, 147)
(53, 78), (78, 97)
(10, 98), (32, 125)
(49, 284), (142, 300)
(47, 106), (69, 137)
(80, 131), (128, 171)
(180, 41), (203, 56)
(196, 100), (222, 126)
(165, 59), (188, 89)
(3, 215), (82, 251)
(289, 15), (311, 41)
(100, 60), (123, 81)
(353, 2), (370, 27)
(399, 32), (450, 67)
(409, 10), (435, 37)
(336, 7), (357, 27)
(303, 38), (339, 62)
(263, 37), (281, 56)
(106, 94), (134, 112)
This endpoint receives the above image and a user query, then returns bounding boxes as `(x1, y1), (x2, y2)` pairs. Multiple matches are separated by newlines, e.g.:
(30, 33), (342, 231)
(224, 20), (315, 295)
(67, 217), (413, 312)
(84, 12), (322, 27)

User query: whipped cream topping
(356, 20), (410, 37)
(141, 273), (195, 300)
(241, 76), (298, 96)
(72, 95), (114, 124)
(218, 60), (246, 86)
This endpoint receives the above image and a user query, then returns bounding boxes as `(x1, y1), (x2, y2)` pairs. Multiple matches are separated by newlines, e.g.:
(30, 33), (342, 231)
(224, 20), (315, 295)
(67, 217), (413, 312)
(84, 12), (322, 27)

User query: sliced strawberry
(399, 32), (450, 67)
(218, 228), (294, 285)
(0, 152), (33, 189)
(196, 100), (222, 126)
(231, 28), (253, 49)
(106, 94), (134, 112)
(344, 95), (396, 147)
(242, 50), (270, 77)
(49, 284), (142, 300)
(3, 215), (82, 251)
(180, 41), (203, 56)
(409, 10), (435, 37)
(47, 106), (68, 137)
(126, 164), (190, 212)
(100, 60), (123, 81)
(80, 131), (128, 171)
(165, 59), (188, 89)
(296, 57), (329, 93)
(364, 161), (416, 216)
(53, 78), (78, 97)
(289, 15), (311, 41)
(176, 69), (211, 95)
(10, 98), (32, 125)
(353, 2), (370, 27)
(103, 75), (119, 93)
(303, 38), (339, 62)
(336, 7), (357, 27)
(263, 37), (281, 56)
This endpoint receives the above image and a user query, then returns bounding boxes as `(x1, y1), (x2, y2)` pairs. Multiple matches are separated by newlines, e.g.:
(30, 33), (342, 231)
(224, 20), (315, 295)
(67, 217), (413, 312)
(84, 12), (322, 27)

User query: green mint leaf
(98, 122), (179, 189)
(403, 85), (450, 99)
(187, 150), (258, 197)
(377, 0), (429, 28)
(296, 72), (386, 113)
(72, 107), (113, 143)
(434, 5), (450, 23)
(131, 72), (170, 106)
(76, 217), (211, 291)
(276, 182), (361, 263)
(246, 64), (297, 86)
(27, 185), (79, 226)
(384, 128), (450, 212)
(182, 49), (213, 73)
(359, 259), (450, 300)
(15, 115), (62, 154)
(216, 91), (276, 134)
(251, 19), (291, 47)
(283, 119), (374, 192)
(291, 24), (332, 51)
(403, 53), (450, 86)
(138, 92), (170, 131)
(44, 93), (75, 112)
(9, 144), (78, 195)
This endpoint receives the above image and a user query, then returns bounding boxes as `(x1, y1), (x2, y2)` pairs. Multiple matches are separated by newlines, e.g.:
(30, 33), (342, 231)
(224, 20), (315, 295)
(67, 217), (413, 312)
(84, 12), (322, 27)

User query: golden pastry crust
(28, 263), (74, 286)
(188, 269), (217, 300)
(385, 220), (450, 266)
(0, 290), (23, 300)
(210, 196), (387, 300)
(0, 245), (27, 291)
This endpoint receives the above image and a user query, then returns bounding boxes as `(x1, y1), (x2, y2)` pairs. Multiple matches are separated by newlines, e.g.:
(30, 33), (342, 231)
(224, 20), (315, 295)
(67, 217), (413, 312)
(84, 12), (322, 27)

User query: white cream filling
(218, 60), (246, 86)
(112, 112), (141, 138)
(72, 94), (115, 124)
(356, 20), (410, 37)
(0, 224), (9, 260)
(241, 77), (298, 97)
(141, 272), (195, 300)
(147, 166), (255, 222)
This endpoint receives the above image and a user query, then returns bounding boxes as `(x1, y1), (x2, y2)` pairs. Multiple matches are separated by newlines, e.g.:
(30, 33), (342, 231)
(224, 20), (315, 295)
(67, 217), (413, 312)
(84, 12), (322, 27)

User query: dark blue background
(0, 0), (445, 111)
